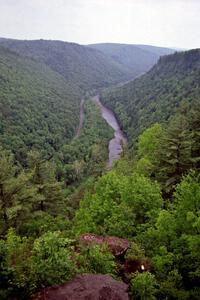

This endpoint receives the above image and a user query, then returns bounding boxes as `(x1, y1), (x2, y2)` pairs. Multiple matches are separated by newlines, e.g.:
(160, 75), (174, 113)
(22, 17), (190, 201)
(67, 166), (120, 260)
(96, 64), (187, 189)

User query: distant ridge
(89, 43), (175, 78)
(0, 38), (175, 89)
(101, 48), (200, 140)
(0, 38), (130, 91)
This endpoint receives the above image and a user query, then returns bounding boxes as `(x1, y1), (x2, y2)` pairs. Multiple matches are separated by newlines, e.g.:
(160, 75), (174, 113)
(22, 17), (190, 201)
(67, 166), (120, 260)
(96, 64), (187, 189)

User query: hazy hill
(0, 45), (81, 162)
(101, 48), (200, 140)
(135, 44), (175, 56)
(0, 38), (131, 91)
(89, 43), (175, 78)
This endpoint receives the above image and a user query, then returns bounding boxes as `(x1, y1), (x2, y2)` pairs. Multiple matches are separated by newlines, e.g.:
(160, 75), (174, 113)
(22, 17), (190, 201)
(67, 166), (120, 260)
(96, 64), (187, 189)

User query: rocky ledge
(79, 233), (130, 257)
(32, 274), (129, 300)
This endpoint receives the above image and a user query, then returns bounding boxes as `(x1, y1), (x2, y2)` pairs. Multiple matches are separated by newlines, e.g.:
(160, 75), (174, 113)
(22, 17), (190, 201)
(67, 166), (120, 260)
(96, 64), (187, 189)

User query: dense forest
(0, 38), (129, 90)
(0, 38), (174, 90)
(0, 40), (200, 299)
(89, 43), (174, 78)
(101, 49), (200, 143)
(0, 46), (81, 165)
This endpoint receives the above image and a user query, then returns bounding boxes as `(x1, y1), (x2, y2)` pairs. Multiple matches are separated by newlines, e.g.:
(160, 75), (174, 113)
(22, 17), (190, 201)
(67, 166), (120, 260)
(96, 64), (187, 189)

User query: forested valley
(0, 39), (199, 300)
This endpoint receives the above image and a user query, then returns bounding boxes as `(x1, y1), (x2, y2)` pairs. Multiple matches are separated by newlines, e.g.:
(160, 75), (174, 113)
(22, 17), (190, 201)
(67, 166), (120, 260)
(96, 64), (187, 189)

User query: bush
(32, 231), (76, 286)
(0, 230), (76, 299)
(130, 272), (158, 300)
(76, 244), (117, 276)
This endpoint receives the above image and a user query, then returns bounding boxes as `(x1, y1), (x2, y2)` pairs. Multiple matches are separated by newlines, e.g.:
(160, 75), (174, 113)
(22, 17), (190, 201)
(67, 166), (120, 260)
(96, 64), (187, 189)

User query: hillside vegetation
(1, 102), (200, 299)
(101, 49), (200, 141)
(89, 43), (174, 78)
(0, 39), (176, 181)
(0, 38), (131, 91)
(0, 46), (82, 163)
(0, 41), (199, 300)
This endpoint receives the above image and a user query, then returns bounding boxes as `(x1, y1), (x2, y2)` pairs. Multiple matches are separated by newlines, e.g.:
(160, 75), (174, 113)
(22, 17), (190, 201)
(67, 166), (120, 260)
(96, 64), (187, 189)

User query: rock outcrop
(32, 274), (129, 300)
(79, 233), (130, 257)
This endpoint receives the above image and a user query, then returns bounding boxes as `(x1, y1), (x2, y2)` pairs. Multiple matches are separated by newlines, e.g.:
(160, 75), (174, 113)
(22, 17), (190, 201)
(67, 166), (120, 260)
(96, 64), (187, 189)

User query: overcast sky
(0, 0), (199, 48)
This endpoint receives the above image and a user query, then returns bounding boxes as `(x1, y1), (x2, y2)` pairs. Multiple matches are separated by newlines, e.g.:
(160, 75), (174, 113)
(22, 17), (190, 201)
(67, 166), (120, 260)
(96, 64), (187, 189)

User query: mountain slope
(89, 43), (175, 78)
(0, 46), (81, 162)
(135, 44), (175, 56)
(0, 38), (131, 91)
(101, 49), (200, 141)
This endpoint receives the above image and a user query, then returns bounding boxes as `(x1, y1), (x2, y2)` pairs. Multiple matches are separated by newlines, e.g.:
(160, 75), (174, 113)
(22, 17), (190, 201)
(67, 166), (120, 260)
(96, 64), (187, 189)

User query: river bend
(92, 95), (127, 168)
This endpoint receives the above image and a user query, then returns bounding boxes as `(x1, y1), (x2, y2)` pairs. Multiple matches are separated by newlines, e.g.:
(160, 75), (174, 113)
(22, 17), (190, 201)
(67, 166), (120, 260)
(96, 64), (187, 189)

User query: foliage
(60, 99), (113, 185)
(74, 171), (163, 237)
(89, 43), (173, 79)
(0, 43), (199, 299)
(76, 244), (117, 276)
(0, 148), (41, 234)
(137, 123), (164, 163)
(143, 172), (200, 298)
(125, 242), (145, 261)
(0, 229), (76, 299)
(32, 231), (76, 286)
(130, 272), (158, 300)
(102, 49), (200, 143)
(0, 46), (80, 166)
(0, 39), (130, 91)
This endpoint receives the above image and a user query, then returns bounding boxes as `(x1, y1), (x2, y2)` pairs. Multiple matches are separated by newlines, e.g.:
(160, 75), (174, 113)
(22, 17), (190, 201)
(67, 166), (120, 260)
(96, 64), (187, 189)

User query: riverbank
(92, 95), (127, 168)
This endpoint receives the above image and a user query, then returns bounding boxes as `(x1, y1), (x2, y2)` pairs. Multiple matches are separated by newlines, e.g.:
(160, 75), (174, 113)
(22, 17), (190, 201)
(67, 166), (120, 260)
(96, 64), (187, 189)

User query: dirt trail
(75, 98), (84, 138)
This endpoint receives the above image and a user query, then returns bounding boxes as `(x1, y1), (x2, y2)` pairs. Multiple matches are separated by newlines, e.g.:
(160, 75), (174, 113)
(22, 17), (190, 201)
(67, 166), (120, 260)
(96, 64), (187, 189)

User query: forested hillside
(0, 38), (131, 91)
(0, 46), (82, 164)
(101, 49), (200, 141)
(89, 43), (174, 78)
(1, 103), (199, 299)
(0, 41), (199, 300)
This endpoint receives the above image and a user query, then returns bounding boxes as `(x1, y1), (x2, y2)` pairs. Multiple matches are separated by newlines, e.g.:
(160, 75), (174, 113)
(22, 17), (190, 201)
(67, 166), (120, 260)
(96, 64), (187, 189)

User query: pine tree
(189, 103), (200, 169)
(27, 151), (65, 215)
(0, 148), (40, 234)
(155, 114), (192, 197)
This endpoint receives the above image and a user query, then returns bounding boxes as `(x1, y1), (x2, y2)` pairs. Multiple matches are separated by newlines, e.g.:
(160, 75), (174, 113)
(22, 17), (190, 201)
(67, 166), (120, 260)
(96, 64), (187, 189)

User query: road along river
(75, 98), (84, 138)
(92, 95), (127, 168)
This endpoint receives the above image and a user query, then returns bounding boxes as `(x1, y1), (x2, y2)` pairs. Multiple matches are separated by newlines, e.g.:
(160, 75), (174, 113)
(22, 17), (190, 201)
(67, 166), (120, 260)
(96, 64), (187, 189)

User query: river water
(92, 95), (127, 168)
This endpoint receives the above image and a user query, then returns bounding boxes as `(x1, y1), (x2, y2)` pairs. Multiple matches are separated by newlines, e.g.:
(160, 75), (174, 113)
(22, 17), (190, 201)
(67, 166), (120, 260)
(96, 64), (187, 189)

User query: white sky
(0, 0), (200, 48)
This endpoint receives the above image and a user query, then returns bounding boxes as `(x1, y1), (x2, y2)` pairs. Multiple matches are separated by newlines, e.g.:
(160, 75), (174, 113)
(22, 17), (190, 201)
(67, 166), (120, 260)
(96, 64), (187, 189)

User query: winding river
(92, 95), (127, 168)
(76, 95), (127, 168)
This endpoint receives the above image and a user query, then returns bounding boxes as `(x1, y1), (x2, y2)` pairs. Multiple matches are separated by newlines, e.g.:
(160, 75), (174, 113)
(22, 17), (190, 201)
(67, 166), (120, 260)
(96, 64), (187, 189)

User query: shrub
(130, 272), (158, 300)
(76, 244), (117, 276)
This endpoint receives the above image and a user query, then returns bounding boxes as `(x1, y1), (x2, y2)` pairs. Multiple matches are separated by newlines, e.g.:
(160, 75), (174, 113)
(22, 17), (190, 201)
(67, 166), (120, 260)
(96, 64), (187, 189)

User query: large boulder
(79, 234), (130, 257)
(32, 274), (129, 300)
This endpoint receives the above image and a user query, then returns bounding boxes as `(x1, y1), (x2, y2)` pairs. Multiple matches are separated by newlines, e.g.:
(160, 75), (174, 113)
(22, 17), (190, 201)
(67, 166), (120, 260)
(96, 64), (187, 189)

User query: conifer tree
(0, 148), (40, 234)
(27, 151), (65, 215)
(155, 114), (192, 196)
(189, 103), (200, 169)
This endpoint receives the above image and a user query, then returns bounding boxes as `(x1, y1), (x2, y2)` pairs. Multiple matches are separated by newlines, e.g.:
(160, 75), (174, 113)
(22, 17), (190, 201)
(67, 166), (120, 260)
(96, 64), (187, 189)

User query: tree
(27, 151), (65, 215)
(32, 231), (76, 286)
(154, 114), (192, 196)
(130, 272), (158, 300)
(189, 103), (200, 170)
(138, 123), (164, 164)
(0, 148), (40, 234)
(74, 171), (163, 238)
(76, 244), (116, 275)
(0, 229), (76, 299)
(143, 172), (200, 298)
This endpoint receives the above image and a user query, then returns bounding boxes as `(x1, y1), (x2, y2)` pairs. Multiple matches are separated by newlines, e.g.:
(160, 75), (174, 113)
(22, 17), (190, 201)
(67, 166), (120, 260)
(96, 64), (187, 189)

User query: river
(92, 95), (127, 168)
